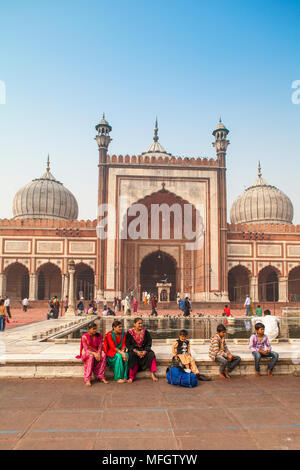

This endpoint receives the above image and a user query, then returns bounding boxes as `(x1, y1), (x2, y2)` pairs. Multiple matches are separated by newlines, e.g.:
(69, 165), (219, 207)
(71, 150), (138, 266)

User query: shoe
(196, 374), (212, 381)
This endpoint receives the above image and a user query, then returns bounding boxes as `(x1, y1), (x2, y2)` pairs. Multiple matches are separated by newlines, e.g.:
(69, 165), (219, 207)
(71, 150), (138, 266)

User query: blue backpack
(166, 366), (198, 388)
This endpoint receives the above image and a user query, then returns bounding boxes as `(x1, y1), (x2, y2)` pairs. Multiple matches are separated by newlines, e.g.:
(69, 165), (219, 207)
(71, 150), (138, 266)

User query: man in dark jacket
(183, 296), (191, 317)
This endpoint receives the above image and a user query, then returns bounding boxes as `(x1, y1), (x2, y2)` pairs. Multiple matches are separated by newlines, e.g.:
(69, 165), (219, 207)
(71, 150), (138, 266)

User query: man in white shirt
(244, 295), (251, 316)
(22, 297), (29, 312)
(4, 296), (11, 318)
(262, 309), (280, 342)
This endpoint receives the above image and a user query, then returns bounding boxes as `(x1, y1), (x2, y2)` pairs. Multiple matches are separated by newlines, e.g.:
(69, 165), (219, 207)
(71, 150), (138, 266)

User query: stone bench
(0, 357), (299, 379)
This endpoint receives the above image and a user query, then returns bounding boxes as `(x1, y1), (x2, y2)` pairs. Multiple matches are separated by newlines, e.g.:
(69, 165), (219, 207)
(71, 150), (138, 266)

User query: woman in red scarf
(126, 317), (158, 382)
(76, 321), (108, 387)
(103, 320), (129, 383)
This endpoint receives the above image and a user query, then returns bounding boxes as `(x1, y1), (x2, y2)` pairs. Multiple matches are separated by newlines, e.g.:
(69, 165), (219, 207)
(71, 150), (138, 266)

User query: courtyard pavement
(4, 305), (286, 330)
(1, 376), (300, 450)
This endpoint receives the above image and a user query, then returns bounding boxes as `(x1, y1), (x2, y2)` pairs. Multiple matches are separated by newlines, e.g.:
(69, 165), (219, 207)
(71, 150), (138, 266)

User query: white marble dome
(13, 160), (78, 220)
(230, 164), (293, 225)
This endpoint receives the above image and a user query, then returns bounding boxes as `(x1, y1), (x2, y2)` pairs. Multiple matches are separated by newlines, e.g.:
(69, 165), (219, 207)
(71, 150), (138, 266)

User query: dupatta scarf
(103, 329), (126, 356)
(76, 333), (102, 360)
(127, 328), (146, 348)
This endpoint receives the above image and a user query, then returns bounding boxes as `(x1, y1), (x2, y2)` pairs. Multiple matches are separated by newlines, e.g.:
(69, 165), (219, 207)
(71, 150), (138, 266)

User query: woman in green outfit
(103, 320), (129, 383)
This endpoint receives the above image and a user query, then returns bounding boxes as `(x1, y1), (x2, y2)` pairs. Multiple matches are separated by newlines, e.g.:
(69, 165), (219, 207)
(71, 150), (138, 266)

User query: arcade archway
(5, 263), (29, 299)
(37, 263), (62, 300)
(75, 263), (95, 300)
(288, 266), (300, 302)
(258, 266), (279, 302)
(228, 265), (250, 302)
(140, 251), (177, 301)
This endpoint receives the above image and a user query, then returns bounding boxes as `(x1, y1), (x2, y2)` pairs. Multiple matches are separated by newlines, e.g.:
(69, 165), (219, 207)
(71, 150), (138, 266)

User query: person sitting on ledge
(76, 321), (108, 387)
(126, 317), (158, 383)
(172, 329), (211, 381)
(249, 322), (279, 377)
(47, 305), (59, 320)
(103, 320), (129, 383)
(209, 324), (241, 379)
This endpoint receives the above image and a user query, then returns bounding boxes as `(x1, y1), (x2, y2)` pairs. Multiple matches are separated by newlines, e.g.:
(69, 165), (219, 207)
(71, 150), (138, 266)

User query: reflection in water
(67, 317), (300, 340)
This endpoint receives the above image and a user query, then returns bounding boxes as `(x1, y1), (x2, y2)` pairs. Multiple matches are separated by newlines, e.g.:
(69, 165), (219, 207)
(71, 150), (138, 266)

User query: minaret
(95, 113), (112, 298)
(153, 117), (159, 142)
(212, 118), (230, 301)
(212, 118), (230, 165)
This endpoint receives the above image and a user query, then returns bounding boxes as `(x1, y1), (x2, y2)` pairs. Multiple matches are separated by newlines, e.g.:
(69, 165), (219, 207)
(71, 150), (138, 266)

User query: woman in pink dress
(76, 321), (108, 387)
(133, 297), (138, 313)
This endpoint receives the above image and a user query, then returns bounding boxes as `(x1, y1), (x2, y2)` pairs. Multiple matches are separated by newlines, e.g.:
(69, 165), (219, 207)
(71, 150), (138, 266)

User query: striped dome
(230, 164), (293, 225)
(13, 161), (78, 220)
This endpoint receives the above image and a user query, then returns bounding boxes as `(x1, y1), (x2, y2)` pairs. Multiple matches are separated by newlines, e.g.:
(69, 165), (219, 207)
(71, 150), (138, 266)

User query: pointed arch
(4, 262), (29, 299)
(228, 265), (251, 302)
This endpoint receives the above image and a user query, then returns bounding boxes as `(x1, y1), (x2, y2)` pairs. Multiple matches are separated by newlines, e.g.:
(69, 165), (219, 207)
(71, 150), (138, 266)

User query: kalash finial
(153, 117), (159, 142)
(46, 154), (50, 172)
(258, 161), (262, 178)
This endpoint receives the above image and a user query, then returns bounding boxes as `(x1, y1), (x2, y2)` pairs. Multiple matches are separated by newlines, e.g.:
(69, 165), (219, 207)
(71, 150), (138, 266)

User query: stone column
(29, 274), (37, 301)
(0, 273), (6, 297)
(65, 260), (76, 316)
(278, 276), (288, 303)
(62, 274), (69, 300)
(250, 277), (259, 302)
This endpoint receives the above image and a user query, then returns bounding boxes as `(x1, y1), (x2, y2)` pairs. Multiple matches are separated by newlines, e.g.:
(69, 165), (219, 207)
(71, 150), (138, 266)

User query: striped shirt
(209, 333), (229, 361)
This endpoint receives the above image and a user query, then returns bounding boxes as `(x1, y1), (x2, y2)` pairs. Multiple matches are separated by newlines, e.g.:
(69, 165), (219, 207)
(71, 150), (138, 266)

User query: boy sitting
(249, 322), (279, 377)
(172, 329), (211, 381)
(209, 324), (241, 379)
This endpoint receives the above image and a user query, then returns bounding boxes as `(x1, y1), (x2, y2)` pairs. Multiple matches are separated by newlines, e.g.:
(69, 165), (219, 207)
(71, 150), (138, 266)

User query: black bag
(167, 355), (186, 372)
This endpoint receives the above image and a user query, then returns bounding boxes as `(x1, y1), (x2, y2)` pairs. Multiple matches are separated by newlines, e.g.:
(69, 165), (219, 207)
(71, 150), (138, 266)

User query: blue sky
(1, 0), (300, 221)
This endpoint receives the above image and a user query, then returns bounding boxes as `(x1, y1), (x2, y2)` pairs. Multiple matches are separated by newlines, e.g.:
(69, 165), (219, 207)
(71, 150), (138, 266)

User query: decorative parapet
(0, 218), (98, 229)
(228, 223), (300, 233)
(106, 154), (219, 167)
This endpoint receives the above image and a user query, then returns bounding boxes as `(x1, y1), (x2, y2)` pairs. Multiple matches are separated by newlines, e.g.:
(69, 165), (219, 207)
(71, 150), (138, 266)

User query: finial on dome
(46, 154), (50, 172)
(153, 117), (159, 142)
(258, 161), (262, 178)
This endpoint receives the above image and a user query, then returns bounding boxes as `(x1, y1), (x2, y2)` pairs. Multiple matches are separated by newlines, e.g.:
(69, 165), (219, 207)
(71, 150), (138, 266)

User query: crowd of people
(77, 313), (280, 387)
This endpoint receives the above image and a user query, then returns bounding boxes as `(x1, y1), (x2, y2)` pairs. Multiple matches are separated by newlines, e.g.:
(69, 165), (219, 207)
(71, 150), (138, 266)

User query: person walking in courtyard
(249, 322), (279, 376)
(4, 296), (11, 319)
(126, 317), (158, 382)
(133, 297), (138, 314)
(124, 296), (131, 316)
(22, 297), (29, 312)
(0, 299), (8, 331)
(77, 299), (84, 316)
(244, 295), (252, 316)
(183, 296), (191, 317)
(172, 329), (211, 381)
(151, 295), (157, 315)
(76, 321), (108, 387)
(103, 319), (129, 383)
(209, 324), (241, 379)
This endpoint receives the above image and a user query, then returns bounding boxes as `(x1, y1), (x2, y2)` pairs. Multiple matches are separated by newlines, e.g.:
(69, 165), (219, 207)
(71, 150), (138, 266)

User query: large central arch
(120, 188), (204, 300)
(140, 250), (177, 301)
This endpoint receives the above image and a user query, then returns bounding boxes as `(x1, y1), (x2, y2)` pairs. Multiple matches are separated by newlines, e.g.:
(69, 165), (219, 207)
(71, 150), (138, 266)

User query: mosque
(1, 116), (300, 305)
